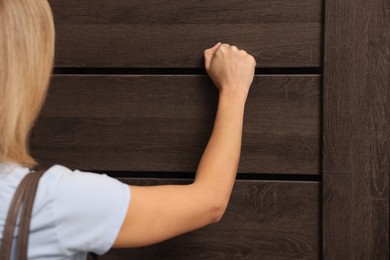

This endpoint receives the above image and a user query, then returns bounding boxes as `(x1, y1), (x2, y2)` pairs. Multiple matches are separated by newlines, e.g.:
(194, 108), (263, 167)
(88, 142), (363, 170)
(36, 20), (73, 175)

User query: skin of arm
(112, 43), (256, 248)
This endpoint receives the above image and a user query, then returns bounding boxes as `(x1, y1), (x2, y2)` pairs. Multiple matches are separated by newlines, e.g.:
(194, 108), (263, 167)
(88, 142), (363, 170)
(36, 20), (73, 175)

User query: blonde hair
(0, 0), (55, 167)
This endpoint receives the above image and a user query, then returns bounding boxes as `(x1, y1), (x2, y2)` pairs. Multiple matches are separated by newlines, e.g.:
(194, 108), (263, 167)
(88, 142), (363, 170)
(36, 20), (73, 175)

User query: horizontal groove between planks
(90, 170), (322, 182)
(53, 67), (323, 75)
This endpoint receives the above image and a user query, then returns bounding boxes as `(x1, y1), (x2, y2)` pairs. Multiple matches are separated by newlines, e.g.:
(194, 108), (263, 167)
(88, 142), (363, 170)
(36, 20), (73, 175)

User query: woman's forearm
(193, 92), (246, 216)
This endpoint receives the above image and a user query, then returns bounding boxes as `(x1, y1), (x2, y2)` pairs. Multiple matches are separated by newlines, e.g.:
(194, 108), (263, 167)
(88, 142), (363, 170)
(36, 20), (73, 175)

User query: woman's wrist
(218, 87), (249, 105)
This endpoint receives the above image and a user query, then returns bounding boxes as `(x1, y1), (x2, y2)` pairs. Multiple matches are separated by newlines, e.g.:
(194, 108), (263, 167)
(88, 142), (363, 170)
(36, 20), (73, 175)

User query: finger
(218, 43), (230, 51)
(220, 43), (230, 48)
(204, 42), (221, 69)
(230, 45), (239, 51)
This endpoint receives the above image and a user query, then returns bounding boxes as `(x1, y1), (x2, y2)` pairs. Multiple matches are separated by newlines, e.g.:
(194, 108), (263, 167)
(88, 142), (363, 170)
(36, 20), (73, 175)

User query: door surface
(31, 0), (389, 259)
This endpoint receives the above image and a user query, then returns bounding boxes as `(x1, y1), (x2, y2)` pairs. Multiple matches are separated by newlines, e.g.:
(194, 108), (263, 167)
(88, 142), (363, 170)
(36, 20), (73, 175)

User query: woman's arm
(112, 43), (256, 248)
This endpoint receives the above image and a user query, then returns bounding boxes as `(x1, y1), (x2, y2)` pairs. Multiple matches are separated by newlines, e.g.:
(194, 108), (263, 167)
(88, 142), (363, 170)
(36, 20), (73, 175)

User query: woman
(0, 0), (256, 258)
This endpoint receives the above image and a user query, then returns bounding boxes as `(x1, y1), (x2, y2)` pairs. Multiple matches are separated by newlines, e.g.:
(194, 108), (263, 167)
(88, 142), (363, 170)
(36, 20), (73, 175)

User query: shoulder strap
(0, 169), (46, 260)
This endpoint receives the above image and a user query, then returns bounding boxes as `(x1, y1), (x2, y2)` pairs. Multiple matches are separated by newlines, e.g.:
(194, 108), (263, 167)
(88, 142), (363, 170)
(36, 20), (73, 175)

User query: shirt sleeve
(50, 165), (131, 255)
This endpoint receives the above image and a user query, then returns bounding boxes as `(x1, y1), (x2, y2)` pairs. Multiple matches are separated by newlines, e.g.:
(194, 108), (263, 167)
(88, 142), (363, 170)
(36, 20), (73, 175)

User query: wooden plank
(49, 0), (322, 24)
(31, 75), (320, 174)
(100, 178), (320, 260)
(323, 0), (390, 258)
(48, 0), (322, 68)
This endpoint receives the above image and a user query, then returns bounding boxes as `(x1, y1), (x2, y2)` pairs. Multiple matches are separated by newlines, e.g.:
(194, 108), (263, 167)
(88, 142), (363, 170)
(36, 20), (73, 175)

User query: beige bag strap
(0, 169), (46, 260)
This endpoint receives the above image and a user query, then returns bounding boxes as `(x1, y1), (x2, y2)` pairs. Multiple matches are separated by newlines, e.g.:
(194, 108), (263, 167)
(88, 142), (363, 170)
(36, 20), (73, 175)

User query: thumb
(204, 42), (221, 70)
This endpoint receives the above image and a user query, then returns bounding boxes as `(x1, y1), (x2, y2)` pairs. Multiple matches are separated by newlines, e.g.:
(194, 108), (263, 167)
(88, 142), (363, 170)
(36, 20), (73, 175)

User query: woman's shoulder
(0, 163), (123, 191)
(0, 163), (70, 181)
(45, 164), (126, 188)
(0, 162), (129, 204)
(0, 163), (130, 255)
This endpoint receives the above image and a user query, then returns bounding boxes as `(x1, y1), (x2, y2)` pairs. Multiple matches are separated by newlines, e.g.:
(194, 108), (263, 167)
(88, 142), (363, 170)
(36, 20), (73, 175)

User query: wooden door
(30, 0), (388, 259)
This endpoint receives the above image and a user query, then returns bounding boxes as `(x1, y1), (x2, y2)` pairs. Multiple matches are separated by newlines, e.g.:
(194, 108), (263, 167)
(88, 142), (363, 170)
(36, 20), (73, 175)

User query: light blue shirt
(0, 163), (131, 259)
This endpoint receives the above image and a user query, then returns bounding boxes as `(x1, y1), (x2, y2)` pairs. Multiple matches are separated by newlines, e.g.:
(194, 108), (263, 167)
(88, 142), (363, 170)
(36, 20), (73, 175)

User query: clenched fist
(204, 43), (256, 100)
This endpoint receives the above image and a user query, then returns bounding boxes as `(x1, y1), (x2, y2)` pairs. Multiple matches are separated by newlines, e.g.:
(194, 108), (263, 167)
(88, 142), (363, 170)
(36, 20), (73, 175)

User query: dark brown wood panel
(49, 0), (322, 68)
(31, 75), (320, 174)
(323, 0), (390, 258)
(50, 0), (322, 24)
(100, 178), (320, 259)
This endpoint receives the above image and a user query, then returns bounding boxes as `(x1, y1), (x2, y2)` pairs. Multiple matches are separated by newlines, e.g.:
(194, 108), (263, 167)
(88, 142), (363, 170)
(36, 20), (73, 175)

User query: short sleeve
(50, 165), (131, 255)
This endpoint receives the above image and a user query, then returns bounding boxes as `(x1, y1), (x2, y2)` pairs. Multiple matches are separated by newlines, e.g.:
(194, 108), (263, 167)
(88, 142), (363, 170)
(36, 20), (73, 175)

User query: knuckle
(219, 46), (228, 53)
(250, 55), (256, 65)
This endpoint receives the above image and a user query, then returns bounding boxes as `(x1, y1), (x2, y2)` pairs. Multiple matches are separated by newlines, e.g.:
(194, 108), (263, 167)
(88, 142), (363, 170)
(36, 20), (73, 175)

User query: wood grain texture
(31, 75), (320, 174)
(100, 178), (320, 260)
(323, 0), (390, 258)
(48, 0), (322, 68)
